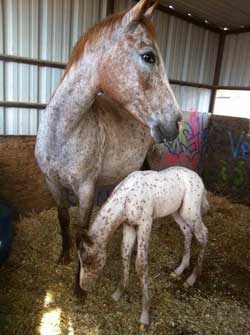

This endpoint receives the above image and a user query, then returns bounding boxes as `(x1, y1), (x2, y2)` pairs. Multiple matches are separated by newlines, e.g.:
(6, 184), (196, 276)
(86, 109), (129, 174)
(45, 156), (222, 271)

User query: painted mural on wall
(148, 111), (210, 173)
(203, 115), (250, 204)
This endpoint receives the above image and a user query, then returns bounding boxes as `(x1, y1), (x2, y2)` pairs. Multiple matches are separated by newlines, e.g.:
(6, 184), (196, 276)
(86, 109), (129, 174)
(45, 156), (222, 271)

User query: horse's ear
(145, 0), (159, 19)
(123, 0), (150, 26)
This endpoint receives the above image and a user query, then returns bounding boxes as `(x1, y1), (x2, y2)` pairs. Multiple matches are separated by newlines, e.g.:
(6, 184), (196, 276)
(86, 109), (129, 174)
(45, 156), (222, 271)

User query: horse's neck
(90, 199), (125, 250)
(44, 60), (98, 139)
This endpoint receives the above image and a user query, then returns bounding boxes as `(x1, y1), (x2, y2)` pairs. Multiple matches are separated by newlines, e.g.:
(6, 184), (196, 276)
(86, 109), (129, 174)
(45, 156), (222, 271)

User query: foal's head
(66, 0), (182, 143)
(76, 233), (106, 292)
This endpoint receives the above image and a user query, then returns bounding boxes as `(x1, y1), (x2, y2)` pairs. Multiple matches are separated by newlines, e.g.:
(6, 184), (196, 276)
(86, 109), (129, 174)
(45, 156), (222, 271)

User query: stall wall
(220, 32), (250, 87)
(148, 111), (210, 172)
(0, 0), (108, 135)
(204, 115), (250, 204)
(0, 0), (219, 134)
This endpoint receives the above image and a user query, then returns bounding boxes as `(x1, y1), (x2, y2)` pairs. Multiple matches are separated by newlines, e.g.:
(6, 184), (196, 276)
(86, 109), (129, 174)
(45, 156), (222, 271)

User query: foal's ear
(123, 0), (150, 25)
(145, 0), (160, 19)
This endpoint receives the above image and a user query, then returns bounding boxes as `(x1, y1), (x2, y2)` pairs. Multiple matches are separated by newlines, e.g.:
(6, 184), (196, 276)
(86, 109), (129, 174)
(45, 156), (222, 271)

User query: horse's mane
(64, 10), (156, 77)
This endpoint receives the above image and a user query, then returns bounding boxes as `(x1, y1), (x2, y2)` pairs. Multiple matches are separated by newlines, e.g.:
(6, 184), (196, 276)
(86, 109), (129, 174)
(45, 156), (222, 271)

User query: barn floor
(1, 193), (250, 335)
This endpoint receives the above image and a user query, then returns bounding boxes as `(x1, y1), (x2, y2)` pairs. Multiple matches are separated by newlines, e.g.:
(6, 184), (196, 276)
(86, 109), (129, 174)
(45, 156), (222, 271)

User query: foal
(77, 167), (209, 326)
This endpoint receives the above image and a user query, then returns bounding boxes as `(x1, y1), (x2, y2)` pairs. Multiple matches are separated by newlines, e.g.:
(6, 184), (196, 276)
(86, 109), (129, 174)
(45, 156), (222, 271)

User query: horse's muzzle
(151, 118), (181, 144)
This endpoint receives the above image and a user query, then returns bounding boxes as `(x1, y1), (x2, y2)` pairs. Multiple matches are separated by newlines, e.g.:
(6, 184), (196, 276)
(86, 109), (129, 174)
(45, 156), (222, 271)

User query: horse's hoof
(74, 285), (87, 301)
(57, 253), (71, 265)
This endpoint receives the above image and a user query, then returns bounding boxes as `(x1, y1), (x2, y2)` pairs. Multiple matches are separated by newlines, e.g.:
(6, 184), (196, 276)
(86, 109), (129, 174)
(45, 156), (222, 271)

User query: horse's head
(98, 0), (182, 143)
(76, 232), (106, 292)
(65, 0), (181, 143)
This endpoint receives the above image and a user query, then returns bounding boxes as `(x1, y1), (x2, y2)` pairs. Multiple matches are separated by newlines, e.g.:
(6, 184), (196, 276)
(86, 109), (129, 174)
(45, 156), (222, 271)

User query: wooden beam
(225, 27), (250, 35)
(107, 0), (115, 16)
(0, 101), (47, 109)
(209, 33), (225, 114)
(170, 80), (213, 90)
(0, 54), (66, 69)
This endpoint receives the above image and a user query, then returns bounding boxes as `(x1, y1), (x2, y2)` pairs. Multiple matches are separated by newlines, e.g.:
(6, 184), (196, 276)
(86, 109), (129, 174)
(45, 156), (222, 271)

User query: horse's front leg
(46, 178), (71, 265)
(136, 219), (152, 327)
(75, 180), (96, 297)
(112, 224), (137, 302)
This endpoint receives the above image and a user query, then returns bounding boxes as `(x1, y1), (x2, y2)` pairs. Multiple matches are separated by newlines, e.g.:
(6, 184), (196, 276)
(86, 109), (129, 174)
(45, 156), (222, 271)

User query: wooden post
(107, 0), (115, 16)
(208, 33), (225, 114)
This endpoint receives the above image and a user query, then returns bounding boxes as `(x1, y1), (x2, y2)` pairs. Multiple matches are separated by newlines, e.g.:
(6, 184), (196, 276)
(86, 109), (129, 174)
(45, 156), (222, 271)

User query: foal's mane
(64, 10), (156, 76)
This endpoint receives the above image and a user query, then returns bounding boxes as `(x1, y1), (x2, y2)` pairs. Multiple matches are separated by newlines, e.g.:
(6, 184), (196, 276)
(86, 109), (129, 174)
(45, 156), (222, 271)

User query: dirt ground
(1, 193), (250, 335)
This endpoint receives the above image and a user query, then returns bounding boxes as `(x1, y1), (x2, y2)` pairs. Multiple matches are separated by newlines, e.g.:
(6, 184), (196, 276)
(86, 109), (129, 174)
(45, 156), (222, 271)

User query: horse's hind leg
(46, 178), (71, 264)
(184, 219), (208, 288)
(171, 212), (192, 278)
(112, 224), (137, 302)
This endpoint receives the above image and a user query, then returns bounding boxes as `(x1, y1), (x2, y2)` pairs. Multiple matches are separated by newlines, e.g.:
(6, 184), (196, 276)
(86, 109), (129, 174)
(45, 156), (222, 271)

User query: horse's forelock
(64, 11), (156, 77)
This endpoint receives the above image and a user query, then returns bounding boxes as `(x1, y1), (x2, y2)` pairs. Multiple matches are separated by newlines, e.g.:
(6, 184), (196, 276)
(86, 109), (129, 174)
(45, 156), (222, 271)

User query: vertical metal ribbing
(2, 0), (6, 134)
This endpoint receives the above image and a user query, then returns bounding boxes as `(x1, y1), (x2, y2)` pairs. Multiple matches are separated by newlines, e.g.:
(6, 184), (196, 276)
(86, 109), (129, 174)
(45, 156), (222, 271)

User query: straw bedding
(1, 193), (250, 335)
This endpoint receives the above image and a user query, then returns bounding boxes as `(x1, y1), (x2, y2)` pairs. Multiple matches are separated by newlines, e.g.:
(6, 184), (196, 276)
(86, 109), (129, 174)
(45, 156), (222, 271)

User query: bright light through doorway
(214, 90), (250, 118)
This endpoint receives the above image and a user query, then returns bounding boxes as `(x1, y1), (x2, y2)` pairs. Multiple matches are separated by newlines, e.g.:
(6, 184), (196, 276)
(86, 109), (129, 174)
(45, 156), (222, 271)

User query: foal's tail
(201, 189), (209, 215)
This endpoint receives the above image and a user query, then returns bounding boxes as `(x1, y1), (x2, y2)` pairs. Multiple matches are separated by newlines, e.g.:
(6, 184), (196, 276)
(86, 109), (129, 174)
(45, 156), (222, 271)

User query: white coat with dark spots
(77, 167), (209, 326)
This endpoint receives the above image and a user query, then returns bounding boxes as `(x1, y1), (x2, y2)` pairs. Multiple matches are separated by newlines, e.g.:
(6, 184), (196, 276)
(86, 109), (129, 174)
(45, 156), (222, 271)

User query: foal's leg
(75, 180), (96, 296)
(136, 219), (152, 326)
(184, 219), (208, 288)
(46, 178), (71, 264)
(171, 212), (192, 277)
(112, 224), (137, 302)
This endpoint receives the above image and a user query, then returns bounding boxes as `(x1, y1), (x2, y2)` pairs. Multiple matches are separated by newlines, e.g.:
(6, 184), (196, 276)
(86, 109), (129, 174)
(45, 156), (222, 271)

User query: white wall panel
(0, 0), (108, 134)
(220, 32), (250, 87)
(172, 85), (211, 114)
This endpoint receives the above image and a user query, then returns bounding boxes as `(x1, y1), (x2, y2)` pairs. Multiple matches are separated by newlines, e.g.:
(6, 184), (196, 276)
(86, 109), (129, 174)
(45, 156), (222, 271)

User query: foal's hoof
(111, 288), (124, 302)
(183, 281), (192, 289)
(170, 272), (181, 280)
(57, 253), (71, 265)
(139, 324), (148, 332)
(139, 313), (150, 328)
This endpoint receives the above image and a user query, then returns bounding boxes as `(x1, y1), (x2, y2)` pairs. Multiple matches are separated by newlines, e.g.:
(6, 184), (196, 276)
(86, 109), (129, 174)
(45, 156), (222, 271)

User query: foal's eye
(141, 52), (156, 64)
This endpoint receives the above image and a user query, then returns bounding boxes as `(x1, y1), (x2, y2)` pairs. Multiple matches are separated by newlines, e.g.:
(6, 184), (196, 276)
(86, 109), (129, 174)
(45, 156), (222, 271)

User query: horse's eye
(141, 52), (156, 64)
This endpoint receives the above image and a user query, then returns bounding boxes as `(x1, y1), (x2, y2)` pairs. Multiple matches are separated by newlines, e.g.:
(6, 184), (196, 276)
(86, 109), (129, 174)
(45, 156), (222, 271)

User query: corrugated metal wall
(1, 0), (230, 134)
(0, 0), (108, 134)
(220, 32), (250, 87)
(172, 85), (211, 114)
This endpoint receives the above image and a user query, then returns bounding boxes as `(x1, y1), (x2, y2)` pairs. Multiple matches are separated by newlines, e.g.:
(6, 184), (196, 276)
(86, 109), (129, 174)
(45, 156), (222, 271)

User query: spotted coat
(78, 166), (209, 326)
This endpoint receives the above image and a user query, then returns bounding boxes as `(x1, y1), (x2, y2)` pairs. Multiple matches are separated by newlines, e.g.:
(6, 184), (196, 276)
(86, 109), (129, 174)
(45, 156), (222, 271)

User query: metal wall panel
(0, 0), (218, 135)
(0, 0), (108, 135)
(220, 32), (250, 87)
(172, 85), (211, 114)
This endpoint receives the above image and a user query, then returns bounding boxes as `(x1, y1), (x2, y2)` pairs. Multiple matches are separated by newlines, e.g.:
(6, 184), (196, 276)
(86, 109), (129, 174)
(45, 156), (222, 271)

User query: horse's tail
(201, 188), (209, 215)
